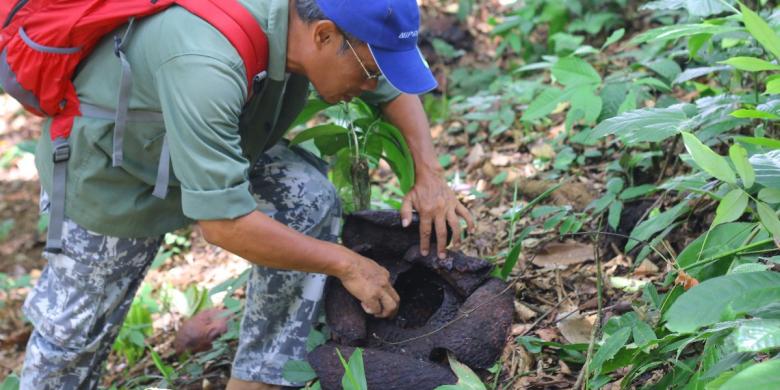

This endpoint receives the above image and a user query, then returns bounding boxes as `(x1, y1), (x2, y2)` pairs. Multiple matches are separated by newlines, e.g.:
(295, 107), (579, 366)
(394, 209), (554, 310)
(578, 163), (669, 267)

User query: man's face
(306, 27), (381, 104)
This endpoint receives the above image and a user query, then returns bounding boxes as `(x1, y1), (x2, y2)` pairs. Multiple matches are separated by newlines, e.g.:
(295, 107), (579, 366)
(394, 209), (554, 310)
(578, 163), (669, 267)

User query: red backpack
(0, 0), (270, 252)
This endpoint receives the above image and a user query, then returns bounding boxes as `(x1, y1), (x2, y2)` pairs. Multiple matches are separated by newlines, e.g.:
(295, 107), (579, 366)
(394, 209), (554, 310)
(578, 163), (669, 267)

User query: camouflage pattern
(21, 219), (162, 390)
(232, 144), (341, 386)
(21, 143), (340, 388)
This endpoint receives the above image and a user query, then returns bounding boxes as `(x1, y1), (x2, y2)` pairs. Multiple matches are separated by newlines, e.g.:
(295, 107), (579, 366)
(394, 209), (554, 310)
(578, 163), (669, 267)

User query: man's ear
(312, 20), (340, 50)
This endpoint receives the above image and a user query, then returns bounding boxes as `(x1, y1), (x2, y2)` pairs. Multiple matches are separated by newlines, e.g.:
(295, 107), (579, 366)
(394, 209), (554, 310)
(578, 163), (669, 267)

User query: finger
(419, 215), (433, 256)
(385, 284), (400, 306)
(435, 214), (447, 259)
(361, 300), (380, 316)
(447, 209), (462, 249)
(379, 293), (398, 318)
(456, 203), (476, 233)
(400, 194), (414, 228)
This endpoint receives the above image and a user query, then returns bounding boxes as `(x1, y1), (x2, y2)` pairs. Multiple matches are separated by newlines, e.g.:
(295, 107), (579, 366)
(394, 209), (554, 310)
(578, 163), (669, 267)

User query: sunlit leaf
(681, 132), (737, 184)
(552, 56), (602, 87)
(720, 57), (780, 72)
(740, 3), (780, 61)
(713, 189), (748, 227)
(729, 144), (755, 188)
(757, 201), (780, 242)
(721, 358), (780, 390)
(665, 271), (780, 333)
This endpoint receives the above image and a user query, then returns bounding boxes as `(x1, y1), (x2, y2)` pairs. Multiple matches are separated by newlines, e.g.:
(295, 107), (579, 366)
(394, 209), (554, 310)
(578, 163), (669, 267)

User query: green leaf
(736, 136), (780, 149)
(590, 327), (632, 377)
(720, 57), (780, 72)
(665, 271), (780, 333)
(757, 201), (780, 241)
(730, 144), (756, 188)
(627, 202), (690, 252)
(587, 105), (691, 145)
(681, 132), (737, 184)
(552, 56), (602, 87)
(767, 78), (780, 95)
(602, 28), (625, 49)
(608, 201), (623, 230)
(713, 189), (749, 227)
(0, 373), (19, 390)
(741, 3), (780, 61)
(290, 99), (332, 129)
(758, 188), (780, 204)
(290, 124), (349, 146)
(283, 360), (318, 383)
(731, 109), (780, 120)
(435, 353), (487, 390)
(523, 88), (567, 122)
(619, 184), (658, 200)
(337, 348), (367, 390)
(729, 319), (780, 352)
(721, 358), (780, 390)
(632, 24), (742, 44)
(750, 151), (780, 189)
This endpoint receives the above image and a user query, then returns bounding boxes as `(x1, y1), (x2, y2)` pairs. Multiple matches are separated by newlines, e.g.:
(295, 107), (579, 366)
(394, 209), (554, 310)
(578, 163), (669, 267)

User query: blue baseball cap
(314, 0), (438, 95)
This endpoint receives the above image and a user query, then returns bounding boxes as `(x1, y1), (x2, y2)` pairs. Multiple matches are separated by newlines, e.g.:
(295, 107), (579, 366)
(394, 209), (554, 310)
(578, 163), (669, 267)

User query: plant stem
(575, 219), (605, 390)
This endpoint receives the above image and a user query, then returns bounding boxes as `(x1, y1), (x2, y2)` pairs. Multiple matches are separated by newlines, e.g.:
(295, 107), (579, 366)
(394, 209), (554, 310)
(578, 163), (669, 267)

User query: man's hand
(338, 256), (400, 318)
(400, 170), (475, 259)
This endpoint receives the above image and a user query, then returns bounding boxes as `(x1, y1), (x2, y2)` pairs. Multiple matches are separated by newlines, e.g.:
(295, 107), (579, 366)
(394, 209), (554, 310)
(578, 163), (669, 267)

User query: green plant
(112, 284), (157, 366)
(290, 99), (415, 212)
(336, 348), (368, 390)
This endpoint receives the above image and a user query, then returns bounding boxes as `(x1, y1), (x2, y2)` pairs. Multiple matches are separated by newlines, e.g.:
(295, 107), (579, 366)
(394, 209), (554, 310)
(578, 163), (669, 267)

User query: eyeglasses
(345, 39), (382, 81)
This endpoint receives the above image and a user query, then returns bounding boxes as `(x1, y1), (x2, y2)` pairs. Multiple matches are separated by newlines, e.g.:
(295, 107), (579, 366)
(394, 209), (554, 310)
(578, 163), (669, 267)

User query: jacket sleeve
(154, 53), (257, 221)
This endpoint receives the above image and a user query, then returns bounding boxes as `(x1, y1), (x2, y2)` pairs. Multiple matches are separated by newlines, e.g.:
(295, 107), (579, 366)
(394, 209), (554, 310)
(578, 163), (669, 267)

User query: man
(21, 0), (473, 389)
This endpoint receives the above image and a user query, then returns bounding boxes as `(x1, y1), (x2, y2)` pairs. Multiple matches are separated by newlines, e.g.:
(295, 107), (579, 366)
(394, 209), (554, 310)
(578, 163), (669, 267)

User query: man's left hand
(400, 170), (474, 259)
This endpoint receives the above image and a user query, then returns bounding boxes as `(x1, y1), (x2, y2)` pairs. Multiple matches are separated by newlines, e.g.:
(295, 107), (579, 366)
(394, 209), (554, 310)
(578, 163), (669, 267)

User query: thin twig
(574, 218), (605, 390)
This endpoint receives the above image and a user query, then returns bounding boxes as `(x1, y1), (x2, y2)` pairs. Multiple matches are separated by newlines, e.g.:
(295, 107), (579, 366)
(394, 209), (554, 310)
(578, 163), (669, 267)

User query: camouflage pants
(21, 144), (341, 389)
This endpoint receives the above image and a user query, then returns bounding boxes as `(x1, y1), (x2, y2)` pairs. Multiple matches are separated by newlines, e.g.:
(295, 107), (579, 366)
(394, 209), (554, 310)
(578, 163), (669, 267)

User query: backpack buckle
(52, 138), (71, 163)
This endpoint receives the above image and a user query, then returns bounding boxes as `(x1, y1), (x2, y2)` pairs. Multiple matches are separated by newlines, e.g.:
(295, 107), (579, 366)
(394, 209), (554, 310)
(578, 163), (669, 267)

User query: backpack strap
(175, 0), (268, 90)
(46, 137), (70, 253)
(111, 18), (136, 168)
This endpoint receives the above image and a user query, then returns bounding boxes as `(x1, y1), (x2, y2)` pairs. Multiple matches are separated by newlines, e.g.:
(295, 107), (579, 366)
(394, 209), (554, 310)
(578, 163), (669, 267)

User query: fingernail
(421, 249), (429, 256)
(402, 219), (410, 227)
(439, 252), (446, 260)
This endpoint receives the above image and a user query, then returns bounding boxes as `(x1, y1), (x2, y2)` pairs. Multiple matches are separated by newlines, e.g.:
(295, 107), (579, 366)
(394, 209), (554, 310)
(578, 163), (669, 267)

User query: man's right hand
(338, 256), (400, 318)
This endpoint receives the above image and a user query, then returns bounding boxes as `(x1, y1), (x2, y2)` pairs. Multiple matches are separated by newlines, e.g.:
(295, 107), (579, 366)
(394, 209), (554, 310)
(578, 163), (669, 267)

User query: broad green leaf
(767, 78), (780, 95)
(282, 360), (318, 383)
(552, 56), (601, 87)
(619, 184), (658, 200)
(720, 57), (780, 72)
(728, 286), (780, 318)
(627, 202), (690, 252)
(523, 88), (567, 122)
(569, 85), (603, 124)
(681, 132), (737, 184)
(635, 77), (671, 92)
(290, 124), (349, 146)
(608, 201), (623, 230)
(674, 65), (732, 84)
(712, 189), (749, 227)
(632, 24), (742, 44)
(665, 271), (780, 333)
(750, 150), (780, 189)
(741, 3), (780, 61)
(590, 327), (632, 377)
(730, 109), (780, 120)
(758, 188), (780, 203)
(736, 136), (780, 149)
(290, 99), (332, 129)
(587, 105), (691, 145)
(435, 353), (487, 390)
(337, 348), (368, 390)
(757, 201), (780, 241)
(729, 144), (755, 188)
(721, 358), (780, 390)
(602, 28), (625, 49)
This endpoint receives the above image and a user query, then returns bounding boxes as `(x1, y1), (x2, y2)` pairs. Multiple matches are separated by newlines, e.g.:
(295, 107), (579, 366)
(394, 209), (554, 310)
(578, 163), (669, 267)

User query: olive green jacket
(35, 0), (400, 237)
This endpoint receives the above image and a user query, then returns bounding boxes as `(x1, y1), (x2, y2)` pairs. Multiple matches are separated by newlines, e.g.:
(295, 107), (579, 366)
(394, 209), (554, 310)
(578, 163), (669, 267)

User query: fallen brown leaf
(533, 241), (594, 269)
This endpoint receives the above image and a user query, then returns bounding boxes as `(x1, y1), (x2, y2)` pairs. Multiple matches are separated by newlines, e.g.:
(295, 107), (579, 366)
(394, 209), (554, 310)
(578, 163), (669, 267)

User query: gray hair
(295, 0), (359, 52)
